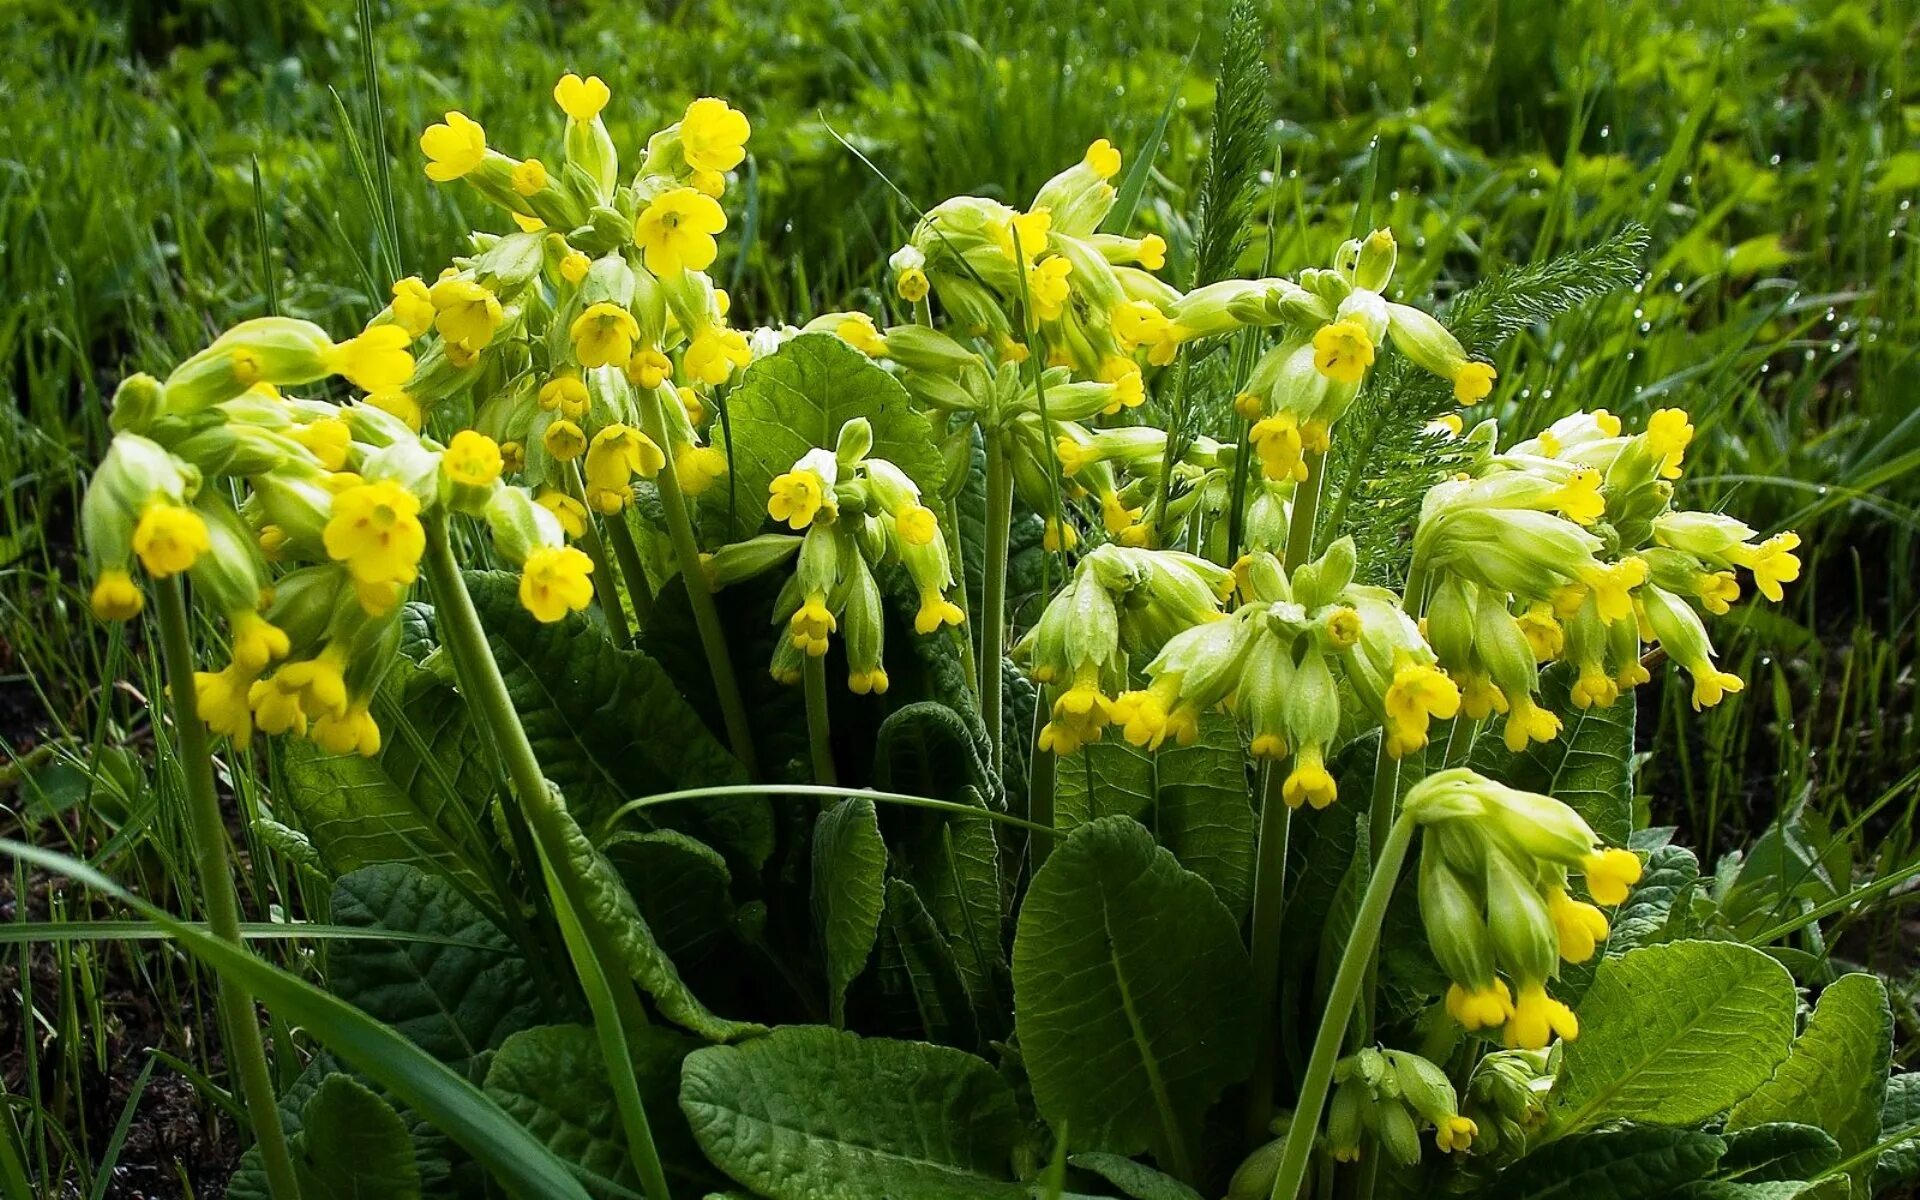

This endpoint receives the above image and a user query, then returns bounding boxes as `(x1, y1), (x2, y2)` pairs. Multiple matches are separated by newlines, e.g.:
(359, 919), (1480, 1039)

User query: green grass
(1, 0), (1917, 1187)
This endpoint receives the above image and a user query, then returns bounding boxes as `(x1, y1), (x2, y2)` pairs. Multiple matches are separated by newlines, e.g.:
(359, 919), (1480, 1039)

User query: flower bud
(109, 373), (165, 434)
(1352, 229), (1397, 292)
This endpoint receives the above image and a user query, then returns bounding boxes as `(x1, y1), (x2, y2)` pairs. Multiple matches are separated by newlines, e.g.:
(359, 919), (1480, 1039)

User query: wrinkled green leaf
(874, 877), (979, 1048)
(1730, 973), (1893, 1198)
(1609, 843), (1700, 951)
(1013, 815), (1255, 1166)
(280, 737), (482, 887)
(1469, 663), (1633, 843)
(1488, 1127), (1726, 1200)
(603, 830), (735, 968)
(1552, 941), (1797, 1131)
(1873, 1073), (1920, 1194)
(813, 798), (888, 1026)
(328, 865), (545, 1078)
(293, 1075), (423, 1200)
(680, 1025), (1025, 1199)
(1069, 1152), (1204, 1200)
(1716, 1124), (1841, 1184)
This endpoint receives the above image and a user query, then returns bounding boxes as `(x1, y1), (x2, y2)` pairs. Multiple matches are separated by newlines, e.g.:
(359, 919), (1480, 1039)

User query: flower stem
(603, 512), (656, 629)
(636, 386), (759, 778)
(802, 653), (836, 785)
(1027, 714), (1056, 869)
(1284, 449), (1327, 571)
(1243, 762), (1293, 1144)
(981, 429), (1013, 780)
(565, 464), (631, 646)
(423, 517), (674, 1200)
(941, 496), (980, 700)
(151, 578), (301, 1200)
(1267, 813), (1418, 1200)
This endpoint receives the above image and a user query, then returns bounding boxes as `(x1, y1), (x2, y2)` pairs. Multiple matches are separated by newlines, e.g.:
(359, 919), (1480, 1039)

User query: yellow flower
(1325, 607), (1363, 649)
(543, 420), (587, 461)
(553, 73), (610, 122)
(229, 611), (291, 676)
(1570, 665), (1620, 710)
(636, 187), (727, 276)
(1733, 531), (1801, 602)
(560, 251), (592, 284)
(511, 158), (549, 196)
(90, 569), (144, 621)
(675, 445), (729, 497)
(443, 430), (504, 488)
(390, 277), (435, 338)
(511, 213), (546, 234)
(291, 417), (352, 471)
(896, 504), (938, 547)
(993, 207), (1052, 265)
(1515, 604), (1565, 662)
(1548, 887), (1611, 963)
(1582, 848), (1643, 906)
(247, 672), (309, 736)
(584, 425), (664, 512)
(1452, 361), (1497, 404)
(1579, 556), (1648, 624)
(538, 374), (590, 420)
(519, 546), (595, 622)
(312, 705), (382, 757)
(680, 97), (751, 173)
(1026, 256), (1073, 322)
(1445, 980), (1514, 1032)
(1110, 300), (1172, 350)
(500, 440), (525, 474)
(1136, 233), (1167, 271)
(626, 347), (673, 390)
(535, 490), (588, 539)
(429, 277), (503, 353)
(897, 267), (930, 303)
(1382, 661), (1460, 757)
(684, 326), (751, 386)
(195, 665), (256, 742)
(1311, 319), (1375, 383)
(1084, 138), (1122, 179)
(849, 667), (890, 695)
(331, 325), (415, 393)
(1098, 357), (1145, 412)
(1689, 667), (1744, 710)
(914, 587), (965, 635)
(362, 388), (420, 432)
(836, 314), (888, 357)
(1503, 983), (1579, 1050)
(1548, 466), (1606, 526)
(768, 469), (826, 529)
(571, 302), (640, 370)
(271, 646), (350, 721)
(1501, 697), (1562, 752)
(323, 480), (425, 587)
(420, 111), (486, 182)
(690, 168), (725, 197)
(1696, 570), (1741, 614)
(1283, 748), (1338, 809)
(1042, 516), (1078, 552)
(678, 386), (708, 425)
(1646, 407), (1694, 479)
(133, 504), (210, 577)
(1434, 1116), (1477, 1155)
(1251, 415), (1308, 482)
(1038, 681), (1112, 755)
(789, 593), (837, 656)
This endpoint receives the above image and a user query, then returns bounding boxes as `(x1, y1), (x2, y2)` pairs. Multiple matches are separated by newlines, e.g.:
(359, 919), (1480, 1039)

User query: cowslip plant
(53, 28), (1906, 1200)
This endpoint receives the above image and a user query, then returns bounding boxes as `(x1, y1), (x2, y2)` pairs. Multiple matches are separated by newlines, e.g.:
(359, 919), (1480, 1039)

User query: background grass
(1, 0), (1916, 1192)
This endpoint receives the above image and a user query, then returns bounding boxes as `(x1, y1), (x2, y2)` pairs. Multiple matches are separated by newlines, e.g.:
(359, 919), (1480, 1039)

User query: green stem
(1151, 349), (1196, 546)
(1358, 743), (1401, 1040)
(941, 496), (980, 701)
(981, 429), (1014, 780)
(802, 653), (836, 786)
(1284, 450), (1327, 571)
(1244, 763), (1294, 1144)
(565, 464), (631, 646)
(603, 512), (656, 629)
(635, 386), (759, 778)
(151, 579), (301, 1200)
(1028, 720), (1056, 869)
(423, 518), (673, 1200)
(1268, 814), (1418, 1200)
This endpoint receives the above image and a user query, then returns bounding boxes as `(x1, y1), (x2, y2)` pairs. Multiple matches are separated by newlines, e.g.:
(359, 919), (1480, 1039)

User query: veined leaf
(1068, 1152), (1204, 1200)
(1013, 816), (1255, 1171)
(680, 1025), (1026, 1200)
(328, 865), (546, 1079)
(1469, 663), (1633, 843)
(603, 830), (735, 968)
(1552, 941), (1797, 1131)
(813, 797), (888, 1027)
(712, 332), (944, 542)
(1716, 1124), (1841, 1184)
(874, 877), (979, 1049)
(1488, 1127), (1726, 1200)
(1729, 973), (1893, 1198)
(1609, 843), (1700, 951)
(293, 1075), (422, 1200)
(280, 737), (483, 887)
(1873, 1073), (1920, 1194)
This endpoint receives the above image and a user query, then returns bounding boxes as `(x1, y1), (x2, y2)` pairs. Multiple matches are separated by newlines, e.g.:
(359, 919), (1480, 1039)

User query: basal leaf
(1715, 1123), (1841, 1184)
(1552, 941), (1797, 1131)
(328, 864), (546, 1079)
(280, 737), (482, 887)
(293, 1074), (422, 1200)
(1012, 815), (1255, 1170)
(1872, 1073), (1920, 1194)
(1469, 663), (1633, 843)
(1068, 1151), (1204, 1200)
(1052, 710), (1256, 919)
(485, 1022), (718, 1197)
(1729, 973), (1893, 1198)
(680, 1025), (1026, 1199)
(1488, 1126), (1726, 1200)
(813, 797), (888, 1027)
(604, 830), (735, 968)
(874, 877), (979, 1049)
(1609, 843), (1701, 952)
(712, 332), (944, 541)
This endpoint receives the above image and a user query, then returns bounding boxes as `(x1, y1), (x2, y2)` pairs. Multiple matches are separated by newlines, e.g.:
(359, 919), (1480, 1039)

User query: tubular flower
(195, 665), (256, 741)
(768, 468), (829, 530)
(1446, 982), (1516, 1032)
(1312, 320), (1375, 384)
(675, 446), (729, 497)
(680, 97), (750, 173)
(441, 430), (502, 488)
(1453, 362), (1497, 404)
(291, 418), (352, 470)
(429, 277), (503, 352)
(228, 611), (291, 675)
(1283, 745), (1339, 810)
(389, 277), (435, 338)
(1645, 407), (1694, 479)
(248, 672), (309, 737)
(518, 546), (595, 622)
(1504, 984), (1579, 1051)
(419, 111), (486, 181)
(571, 302), (641, 369)
(1729, 531), (1802, 602)
(553, 73), (610, 122)
(511, 158), (548, 196)
(1027, 256), (1073, 321)
(535, 490), (588, 539)
(584, 425), (665, 512)
(312, 704), (382, 757)
(684, 326), (752, 385)
(1501, 695), (1562, 753)
(1382, 661), (1462, 757)
(1547, 888), (1610, 963)
(560, 251), (592, 284)
(331, 325), (416, 393)
(915, 587), (965, 635)
(323, 481), (425, 587)
(636, 187), (727, 275)
(1435, 1117), (1479, 1155)
(897, 266), (929, 303)
(789, 593), (837, 656)
(1548, 467), (1606, 526)
(543, 419), (587, 461)
(1038, 670), (1115, 756)
(896, 505), (939, 547)
(133, 504), (211, 577)
(91, 569), (144, 620)
(627, 347), (672, 390)
(993, 207), (1053, 265)
(538, 374), (590, 420)
(366, 389), (422, 431)
(1582, 848), (1643, 906)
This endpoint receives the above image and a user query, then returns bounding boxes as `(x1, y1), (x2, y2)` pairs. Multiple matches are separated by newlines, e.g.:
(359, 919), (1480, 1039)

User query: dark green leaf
(1068, 1151), (1204, 1200)
(280, 737), (482, 887)
(680, 1025), (1026, 1199)
(293, 1075), (423, 1200)
(603, 831), (735, 967)
(1715, 1124), (1840, 1183)
(813, 797), (888, 1026)
(1609, 843), (1700, 951)
(1013, 815), (1255, 1168)
(1487, 1127), (1725, 1200)
(1872, 1073), (1920, 1194)
(874, 877), (980, 1048)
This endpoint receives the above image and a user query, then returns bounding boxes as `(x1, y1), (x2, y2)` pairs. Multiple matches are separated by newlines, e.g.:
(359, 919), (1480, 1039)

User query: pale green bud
(264, 566), (350, 652)
(1653, 510), (1755, 558)
(795, 523), (842, 598)
(1353, 229), (1398, 293)
(843, 557), (885, 679)
(1377, 1097), (1423, 1167)
(1424, 576), (1477, 670)
(1484, 846), (1558, 984)
(1419, 849), (1497, 988)
(1385, 302), (1469, 379)
(704, 534), (802, 589)
(1335, 288), (1390, 343)
(1285, 643), (1341, 746)
(483, 485), (563, 566)
(1473, 593), (1538, 698)
(361, 440), (442, 508)
(1389, 1050), (1460, 1128)
(882, 325), (981, 375)
(1291, 536), (1357, 611)
(188, 496), (269, 616)
(835, 417), (875, 467)
(165, 318), (336, 412)
(472, 230), (548, 295)
(109, 373), (165, 434)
